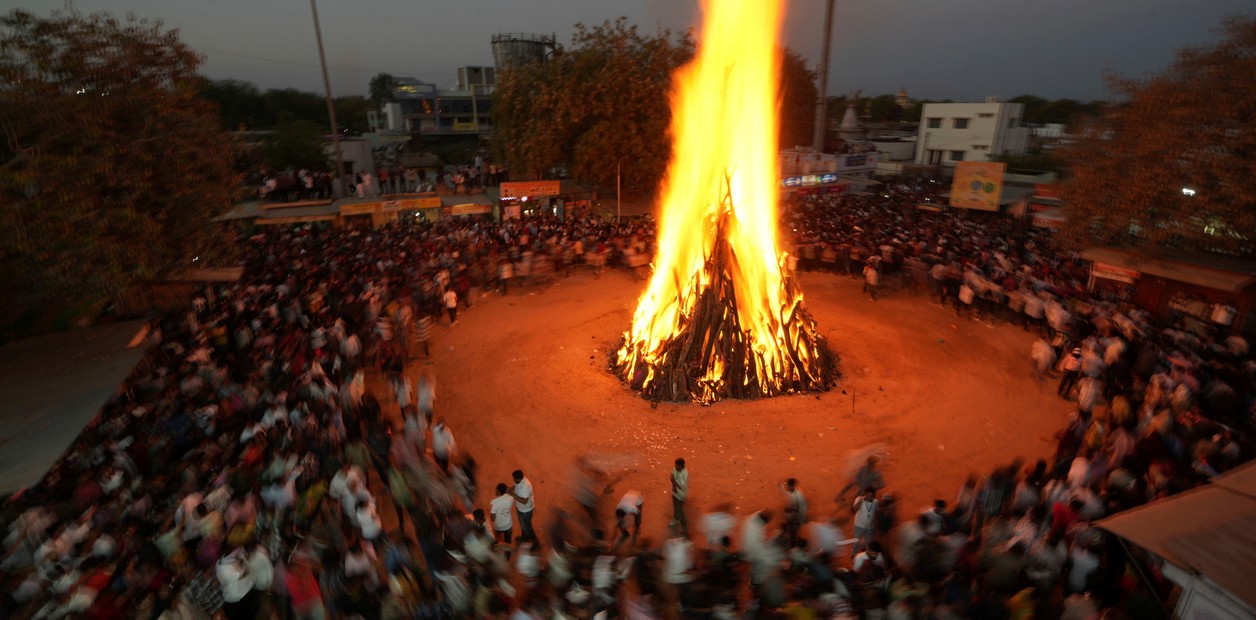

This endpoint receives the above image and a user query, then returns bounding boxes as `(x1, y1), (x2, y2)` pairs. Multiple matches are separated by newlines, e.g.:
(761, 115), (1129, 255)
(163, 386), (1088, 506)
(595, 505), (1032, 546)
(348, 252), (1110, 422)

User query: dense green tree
(778, 49), (817, 150)
(198, 78), (265, 130)
(1057, 16), (1256, 255)
(0, 9), (241, 335)
(369, 72), (397, 106)
(1009, 94), (1103, 126)
(867, 93), (904, 122)
(260, 88), (327, 129)
(334, 95), (371, 135)
(492, 18), (694, 200)
(260, 119), (329, 171)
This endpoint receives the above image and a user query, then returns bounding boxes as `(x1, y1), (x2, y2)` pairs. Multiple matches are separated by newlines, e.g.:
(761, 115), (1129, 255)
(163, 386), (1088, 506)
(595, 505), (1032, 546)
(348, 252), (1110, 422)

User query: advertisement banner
(444, 203), (491, 217)
(339, 203), (377, 216)
(1092, 262), (1140, 284)
(949, 161), (1006, 211)
(381, 197), (441, 212)
(500, 180), (561, 199)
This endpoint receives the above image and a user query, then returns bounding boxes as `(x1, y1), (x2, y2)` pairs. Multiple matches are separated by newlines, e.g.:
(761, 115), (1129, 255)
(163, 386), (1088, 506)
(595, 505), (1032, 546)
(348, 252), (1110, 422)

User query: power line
(193, 46), (449, 79)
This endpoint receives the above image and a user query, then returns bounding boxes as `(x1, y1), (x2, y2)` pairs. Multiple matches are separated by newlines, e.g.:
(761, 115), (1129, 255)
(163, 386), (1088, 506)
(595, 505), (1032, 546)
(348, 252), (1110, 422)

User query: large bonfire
(612, 0), (837, 404)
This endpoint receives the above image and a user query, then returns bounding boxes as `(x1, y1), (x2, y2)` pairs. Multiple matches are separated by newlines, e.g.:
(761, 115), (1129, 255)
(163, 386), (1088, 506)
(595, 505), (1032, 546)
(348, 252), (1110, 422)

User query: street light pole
(310, 0), (347, 197)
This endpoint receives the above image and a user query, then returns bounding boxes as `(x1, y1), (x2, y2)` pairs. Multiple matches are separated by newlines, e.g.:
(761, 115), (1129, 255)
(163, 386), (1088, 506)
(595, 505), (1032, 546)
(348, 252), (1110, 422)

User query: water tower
(491, 33), (559, 70)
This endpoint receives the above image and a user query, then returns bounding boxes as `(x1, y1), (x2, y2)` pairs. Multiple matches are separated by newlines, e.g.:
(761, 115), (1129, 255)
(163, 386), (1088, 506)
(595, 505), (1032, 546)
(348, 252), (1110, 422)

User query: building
(914, 99), (1029, 168)
(385, 70), (495, 138)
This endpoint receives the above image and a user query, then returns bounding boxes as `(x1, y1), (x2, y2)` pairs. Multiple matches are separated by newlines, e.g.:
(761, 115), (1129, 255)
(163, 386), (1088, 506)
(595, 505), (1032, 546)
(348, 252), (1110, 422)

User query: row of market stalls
(213, 194), (495, 228)
(1081, 247), (1255, 336)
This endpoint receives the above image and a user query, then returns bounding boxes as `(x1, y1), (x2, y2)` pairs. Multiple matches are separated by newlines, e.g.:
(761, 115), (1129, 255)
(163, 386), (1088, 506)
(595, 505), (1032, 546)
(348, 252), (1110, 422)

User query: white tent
(1097, 461), (1256, 619)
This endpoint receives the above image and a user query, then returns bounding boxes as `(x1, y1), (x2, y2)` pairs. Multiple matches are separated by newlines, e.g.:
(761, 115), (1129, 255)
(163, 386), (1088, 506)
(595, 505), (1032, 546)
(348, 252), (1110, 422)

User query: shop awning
(0, 322), (149, 494)
(1098, 461), (1256, 610)
(1080, 248), (1256, 294)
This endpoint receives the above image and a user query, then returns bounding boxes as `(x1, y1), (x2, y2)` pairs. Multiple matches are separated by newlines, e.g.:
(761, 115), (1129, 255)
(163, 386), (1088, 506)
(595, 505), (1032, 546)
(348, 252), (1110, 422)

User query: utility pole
(310, 0), (347, 197)
(812, 0), (835, 153)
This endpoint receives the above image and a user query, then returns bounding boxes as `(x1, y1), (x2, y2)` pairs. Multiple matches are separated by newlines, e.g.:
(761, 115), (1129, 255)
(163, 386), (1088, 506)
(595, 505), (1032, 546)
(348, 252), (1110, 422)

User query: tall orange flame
(614, 0), (834, 403)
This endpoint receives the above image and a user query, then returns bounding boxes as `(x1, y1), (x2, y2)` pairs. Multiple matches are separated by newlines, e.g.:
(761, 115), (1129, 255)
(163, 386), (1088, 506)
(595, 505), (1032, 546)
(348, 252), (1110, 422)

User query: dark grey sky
(25, 0), (1252, 101)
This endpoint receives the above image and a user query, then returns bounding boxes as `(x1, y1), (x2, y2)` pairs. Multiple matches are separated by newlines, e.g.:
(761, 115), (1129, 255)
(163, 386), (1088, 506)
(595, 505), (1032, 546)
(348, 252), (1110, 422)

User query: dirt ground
(391, 268), (1068, 546)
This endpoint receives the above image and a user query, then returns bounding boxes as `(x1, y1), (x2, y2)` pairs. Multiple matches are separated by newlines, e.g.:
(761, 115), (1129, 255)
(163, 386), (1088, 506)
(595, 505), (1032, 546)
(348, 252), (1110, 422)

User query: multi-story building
(914, 99), (1030, 168)
(387, 69), (496, 137)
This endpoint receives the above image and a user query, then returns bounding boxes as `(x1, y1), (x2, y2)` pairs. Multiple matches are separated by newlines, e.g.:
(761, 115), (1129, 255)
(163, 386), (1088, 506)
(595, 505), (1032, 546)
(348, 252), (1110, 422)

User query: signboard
(339, 203), (377, 216)
(1092, 261), (1140, 284)
(340, 197), (442, 216)
(500, 180), (561, 200)
(782, 172), (841, 189)
(258, 215), (333, 225)
(949, 161), (1006, 211)
(502, 204), (522, 220)
(442, 203), (491, 217)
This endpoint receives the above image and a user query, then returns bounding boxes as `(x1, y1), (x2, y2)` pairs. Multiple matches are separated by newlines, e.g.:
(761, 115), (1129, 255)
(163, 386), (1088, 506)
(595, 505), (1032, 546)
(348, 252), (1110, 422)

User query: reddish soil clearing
(396, 270), (1065, 543)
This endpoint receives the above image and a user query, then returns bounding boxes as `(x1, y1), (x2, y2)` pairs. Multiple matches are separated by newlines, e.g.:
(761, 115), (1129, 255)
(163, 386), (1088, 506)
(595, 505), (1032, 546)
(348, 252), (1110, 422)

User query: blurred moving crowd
(0, 184), (1252, 619)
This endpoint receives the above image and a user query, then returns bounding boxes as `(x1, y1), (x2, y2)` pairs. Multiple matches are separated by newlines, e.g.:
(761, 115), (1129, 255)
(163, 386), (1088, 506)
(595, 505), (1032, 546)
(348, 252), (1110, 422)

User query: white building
(914, 99), (1030, 167)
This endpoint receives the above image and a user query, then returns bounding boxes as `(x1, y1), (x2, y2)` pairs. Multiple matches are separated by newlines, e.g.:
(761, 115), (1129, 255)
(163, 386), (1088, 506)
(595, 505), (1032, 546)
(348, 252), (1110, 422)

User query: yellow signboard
(445, 203), (491, 216)
(338, 203), (377, 216)
(381, 197), (441, 211)
(949, 161), (1006, 211)
(340, 197), (442, 216)
(500, 180), (561, 199)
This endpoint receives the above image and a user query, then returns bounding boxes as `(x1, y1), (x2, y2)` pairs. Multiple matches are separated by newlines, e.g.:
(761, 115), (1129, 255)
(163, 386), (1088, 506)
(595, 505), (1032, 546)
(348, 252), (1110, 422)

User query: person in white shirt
(490, 483), (515, 545)
(661, 524), (694, 586)
(508, 470), (536, 543)
(671, 458), (689, 536)
(852, 489), (880, 558)
(355, 498), (383, 542)
(432, 420), (456, 472)
(329, 464), (364, 506)
(244, 540), (273, 593)
(216, 549), (256, 618)
(443, 287), (458, 325)
(613, 490), (644, 550)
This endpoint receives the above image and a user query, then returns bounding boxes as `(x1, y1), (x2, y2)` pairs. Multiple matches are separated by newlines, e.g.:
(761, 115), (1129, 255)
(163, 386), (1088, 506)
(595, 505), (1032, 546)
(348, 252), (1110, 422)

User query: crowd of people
(0, 181), (1252, 619)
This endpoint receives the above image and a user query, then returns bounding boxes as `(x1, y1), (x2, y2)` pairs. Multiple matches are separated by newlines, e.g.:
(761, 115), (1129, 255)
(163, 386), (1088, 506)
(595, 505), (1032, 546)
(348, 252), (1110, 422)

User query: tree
(1057, 16), (1256, 255)
(778, 49), (817, 150)
(0, 9), (241, 335)
(492, 18), (694, 200)
(260, 119), (329, 171)
(369, 72), (397, 106)
(334, 95), (371, 135)
(867, 94), (904, 122)
(198, 78), (265, 130)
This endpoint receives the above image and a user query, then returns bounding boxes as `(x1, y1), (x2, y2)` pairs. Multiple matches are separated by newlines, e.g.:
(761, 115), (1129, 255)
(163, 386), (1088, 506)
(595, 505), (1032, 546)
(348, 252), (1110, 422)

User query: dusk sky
(23, 0), (1253, 102)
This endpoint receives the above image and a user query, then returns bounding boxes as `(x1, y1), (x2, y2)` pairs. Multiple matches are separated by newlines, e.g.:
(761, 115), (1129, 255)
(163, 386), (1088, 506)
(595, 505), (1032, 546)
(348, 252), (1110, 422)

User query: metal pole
(616, 158), (622, 223)
(310, 0), (347, 197)
(812, 0), (835, 153)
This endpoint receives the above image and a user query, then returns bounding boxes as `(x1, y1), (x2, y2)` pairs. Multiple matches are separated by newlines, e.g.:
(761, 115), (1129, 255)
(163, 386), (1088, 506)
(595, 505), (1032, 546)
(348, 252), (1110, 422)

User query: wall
(915, 102), (1028, 166)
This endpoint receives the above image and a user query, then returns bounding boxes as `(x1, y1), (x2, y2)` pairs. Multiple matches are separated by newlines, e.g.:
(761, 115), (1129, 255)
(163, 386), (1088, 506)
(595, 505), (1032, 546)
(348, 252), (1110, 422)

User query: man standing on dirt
(671, 458), (689, 536)
(442, 286), (458, 325)
(508, 469), (537, 544)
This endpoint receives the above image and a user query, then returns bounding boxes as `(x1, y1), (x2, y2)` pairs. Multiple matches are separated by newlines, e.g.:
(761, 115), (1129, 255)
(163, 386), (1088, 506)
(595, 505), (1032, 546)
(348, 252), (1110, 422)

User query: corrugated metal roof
(1099, 461), (1256, 610)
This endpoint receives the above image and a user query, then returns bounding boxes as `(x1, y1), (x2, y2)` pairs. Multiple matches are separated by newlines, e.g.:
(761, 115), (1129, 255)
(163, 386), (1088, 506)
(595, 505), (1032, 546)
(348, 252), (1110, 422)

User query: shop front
(338, 195), (443, 227)
(498, 180), (597, 220)
(1081, 247), (1256, 335)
